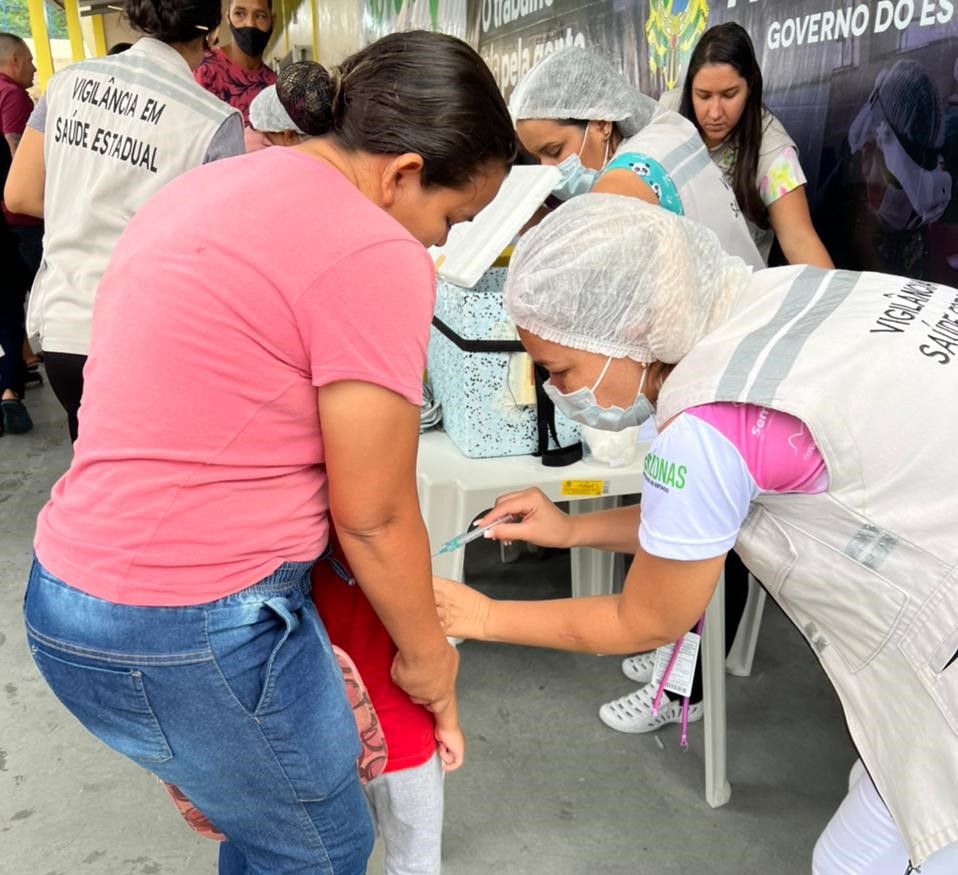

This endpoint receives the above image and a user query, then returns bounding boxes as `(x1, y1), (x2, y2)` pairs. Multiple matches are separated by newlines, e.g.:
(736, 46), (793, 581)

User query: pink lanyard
(651, 614), (705, 749)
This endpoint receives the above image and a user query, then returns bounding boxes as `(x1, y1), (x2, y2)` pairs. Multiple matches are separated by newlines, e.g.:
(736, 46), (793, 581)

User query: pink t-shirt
(34, 148), (435, 607)
(639, 402), (828, 560)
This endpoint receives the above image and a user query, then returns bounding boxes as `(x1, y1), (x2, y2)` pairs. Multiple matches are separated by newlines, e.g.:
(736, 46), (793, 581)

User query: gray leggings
(364, 753), (444, 875)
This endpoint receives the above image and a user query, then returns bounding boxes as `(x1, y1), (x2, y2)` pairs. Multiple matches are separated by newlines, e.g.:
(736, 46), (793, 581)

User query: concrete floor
(0, 378), (857, 874)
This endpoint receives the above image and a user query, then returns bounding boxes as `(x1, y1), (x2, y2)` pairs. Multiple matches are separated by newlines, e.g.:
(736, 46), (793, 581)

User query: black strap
(432, 317), (524, 353)
(533, 365), (582, 467)
(432, 318), (582, 466)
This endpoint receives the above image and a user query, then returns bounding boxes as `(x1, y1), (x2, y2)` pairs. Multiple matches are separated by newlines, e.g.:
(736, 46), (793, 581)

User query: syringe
(431, 516), (516, 557)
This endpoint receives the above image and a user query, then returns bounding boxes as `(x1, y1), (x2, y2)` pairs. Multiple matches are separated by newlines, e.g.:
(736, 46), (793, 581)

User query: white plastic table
(417, 430), (732, 808)
(417, 431), (644, 593)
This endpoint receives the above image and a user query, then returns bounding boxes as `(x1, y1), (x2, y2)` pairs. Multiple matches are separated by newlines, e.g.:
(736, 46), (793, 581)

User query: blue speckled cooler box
(428, 269), (580, 459)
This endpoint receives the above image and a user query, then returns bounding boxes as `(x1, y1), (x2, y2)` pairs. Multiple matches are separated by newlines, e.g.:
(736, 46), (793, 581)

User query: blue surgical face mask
(544, 357), (654, 432)
(551, 123), (609, 201)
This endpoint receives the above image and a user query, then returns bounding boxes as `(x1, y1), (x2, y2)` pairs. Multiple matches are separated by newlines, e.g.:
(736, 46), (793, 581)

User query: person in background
(511, 46), (763, 269)
(661, 22), (833, 268)
(5, 0), (244, 443)
(21, 34), (515, 874)
(194, 0), (276, 127)
(0, 33), (35, 432)
(0, 134), (31, 435)
(248, 83), (304, 146)
(434, 193), (958, 875)
(814, 59), (950, 279)
(0, 32), (43, 389)
(0, 32), (41, 273)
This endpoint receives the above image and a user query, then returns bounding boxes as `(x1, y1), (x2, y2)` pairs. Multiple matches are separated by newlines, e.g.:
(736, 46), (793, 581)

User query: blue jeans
(24, 556), (374, 874)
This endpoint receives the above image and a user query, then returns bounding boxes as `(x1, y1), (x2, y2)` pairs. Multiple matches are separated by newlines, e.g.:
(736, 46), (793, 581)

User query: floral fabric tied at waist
(160, 644), (387, 841)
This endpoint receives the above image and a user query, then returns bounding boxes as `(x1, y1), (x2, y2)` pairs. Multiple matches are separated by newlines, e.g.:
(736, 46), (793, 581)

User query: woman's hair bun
(277, 62), (338, 137)
(124, 0), (221, 44)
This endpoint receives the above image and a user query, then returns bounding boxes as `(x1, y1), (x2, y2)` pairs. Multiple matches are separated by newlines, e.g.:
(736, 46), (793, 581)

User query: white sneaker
(621, 651), (656, 683)
(598, 682), (704, 734)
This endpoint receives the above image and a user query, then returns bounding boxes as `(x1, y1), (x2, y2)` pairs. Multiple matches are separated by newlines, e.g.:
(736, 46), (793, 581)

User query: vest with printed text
(657, 264), (958, 865)
(616, 113), (763, 269)
(30, 38), (240, 355)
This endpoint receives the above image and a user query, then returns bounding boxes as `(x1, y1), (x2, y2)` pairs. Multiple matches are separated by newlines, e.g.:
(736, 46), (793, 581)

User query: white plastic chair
(726, 574), (768, 678)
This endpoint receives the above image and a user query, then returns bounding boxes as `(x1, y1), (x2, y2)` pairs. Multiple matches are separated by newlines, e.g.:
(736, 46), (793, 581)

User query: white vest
(617, 112), (764, 269)
(29, 38), (240, 354)
(657, 264), (958, 865)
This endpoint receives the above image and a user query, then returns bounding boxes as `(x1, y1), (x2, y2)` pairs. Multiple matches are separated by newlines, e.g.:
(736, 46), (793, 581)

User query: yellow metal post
(26, 0), (54, 89)
(63, 0), (86, 62)
(91, 14), (108, 57)
(311, 0), (320, 62)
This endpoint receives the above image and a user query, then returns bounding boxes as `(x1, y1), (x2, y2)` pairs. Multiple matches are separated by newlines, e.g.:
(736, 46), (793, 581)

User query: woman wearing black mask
(194, 0), (276, 126)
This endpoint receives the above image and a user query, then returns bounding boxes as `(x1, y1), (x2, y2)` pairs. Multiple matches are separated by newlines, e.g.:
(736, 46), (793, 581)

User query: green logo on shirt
(644, 452), (687, 490)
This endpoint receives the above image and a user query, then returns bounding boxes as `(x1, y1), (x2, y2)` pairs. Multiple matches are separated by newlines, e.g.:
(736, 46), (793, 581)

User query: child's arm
(433, 691), (465, 772)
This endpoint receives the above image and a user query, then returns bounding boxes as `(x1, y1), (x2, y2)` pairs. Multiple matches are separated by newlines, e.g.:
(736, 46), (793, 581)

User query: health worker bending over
(23, 33), (516, 874)
(435, 194), (958, 874)
(511, 46), (763, 269)
(512, 45), (761, 734)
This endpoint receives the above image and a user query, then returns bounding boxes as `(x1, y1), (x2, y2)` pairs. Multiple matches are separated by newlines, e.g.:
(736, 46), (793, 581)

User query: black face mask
(230, 23), (272, 58)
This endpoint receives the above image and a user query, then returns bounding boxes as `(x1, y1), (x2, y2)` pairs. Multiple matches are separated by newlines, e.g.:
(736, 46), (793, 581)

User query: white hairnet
(509, 47), (658, 138)
(504, 194), (752, 364)
(249, 85), (305, 134)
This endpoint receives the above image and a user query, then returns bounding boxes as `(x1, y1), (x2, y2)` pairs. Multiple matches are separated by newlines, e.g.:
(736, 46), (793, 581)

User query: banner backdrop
(363, 0), (468, 43)
(467, 0), (958, 282)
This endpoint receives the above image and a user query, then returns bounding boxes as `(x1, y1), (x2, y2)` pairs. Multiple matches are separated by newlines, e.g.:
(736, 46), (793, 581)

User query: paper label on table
(651, 633), (701, 699)
(561, 480), (608, 497)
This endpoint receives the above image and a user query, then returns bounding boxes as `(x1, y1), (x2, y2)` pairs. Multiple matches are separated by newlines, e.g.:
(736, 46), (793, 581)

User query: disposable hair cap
(249, 84), (305, 135)
(509, 47), (658, 137)
(504, 194), (753, 364)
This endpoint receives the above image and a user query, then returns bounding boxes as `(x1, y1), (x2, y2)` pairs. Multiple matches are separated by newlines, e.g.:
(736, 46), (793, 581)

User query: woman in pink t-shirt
(23, 33), (516, 874)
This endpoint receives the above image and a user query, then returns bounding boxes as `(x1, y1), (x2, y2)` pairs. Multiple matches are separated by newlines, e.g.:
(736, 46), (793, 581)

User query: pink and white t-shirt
(639, 403), (829, 560)
(34, 147), (435, 607)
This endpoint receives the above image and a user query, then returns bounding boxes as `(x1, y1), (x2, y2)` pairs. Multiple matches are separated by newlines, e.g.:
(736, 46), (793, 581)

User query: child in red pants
(312, 544), (463, 875)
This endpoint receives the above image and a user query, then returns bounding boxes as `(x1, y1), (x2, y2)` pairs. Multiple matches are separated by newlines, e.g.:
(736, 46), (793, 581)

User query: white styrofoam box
(430, 165), (561, 288)
(428, 270), (580, 459)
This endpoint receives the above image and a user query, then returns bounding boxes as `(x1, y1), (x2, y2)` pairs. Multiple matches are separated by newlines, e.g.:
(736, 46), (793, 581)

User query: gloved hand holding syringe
(432, 515), (519, 557)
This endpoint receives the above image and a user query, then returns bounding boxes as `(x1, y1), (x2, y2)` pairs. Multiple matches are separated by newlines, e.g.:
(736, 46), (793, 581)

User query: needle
(432, 516), (516, 557)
